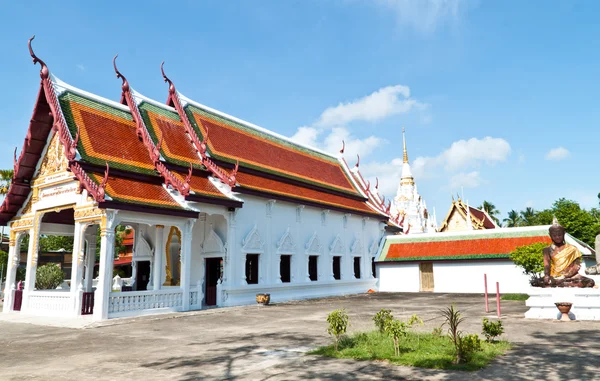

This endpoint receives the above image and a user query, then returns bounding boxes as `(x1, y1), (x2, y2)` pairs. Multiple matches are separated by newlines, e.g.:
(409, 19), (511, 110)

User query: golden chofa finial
(402, 126), (409, 164)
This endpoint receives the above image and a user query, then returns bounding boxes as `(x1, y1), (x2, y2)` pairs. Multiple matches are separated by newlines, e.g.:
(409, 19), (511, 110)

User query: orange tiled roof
(185, 105), (360, 195)
(235, 172), (383, 217)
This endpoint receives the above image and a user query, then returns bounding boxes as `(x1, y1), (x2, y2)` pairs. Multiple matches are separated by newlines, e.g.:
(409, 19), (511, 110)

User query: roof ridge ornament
(28, 35), (49, 79)
(160, 61), (176, 95)
(112, 55), (130, 92)
(340, 140), (345, 154)
(355, 154), (360, 168)
(375, 177), (379, 190)
(67, 125), (80, 161)
(13, 148), (18, 177)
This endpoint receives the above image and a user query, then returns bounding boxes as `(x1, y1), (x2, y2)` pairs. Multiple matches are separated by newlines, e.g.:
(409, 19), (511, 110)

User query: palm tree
(0, 169), (13, 195)
(503, 210), (523, 227)
(520, 207), (536, 226)
(479, 200), (501, 226)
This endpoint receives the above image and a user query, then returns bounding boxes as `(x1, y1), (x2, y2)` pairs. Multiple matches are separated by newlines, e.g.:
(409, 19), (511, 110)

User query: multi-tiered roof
(0, 37), (395, 226)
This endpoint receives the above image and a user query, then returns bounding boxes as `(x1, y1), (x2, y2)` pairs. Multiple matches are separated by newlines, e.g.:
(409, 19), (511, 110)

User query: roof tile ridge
(28, 36), (108, 203)
(160, 62), (238, 189)
(113, 56), (192, 198)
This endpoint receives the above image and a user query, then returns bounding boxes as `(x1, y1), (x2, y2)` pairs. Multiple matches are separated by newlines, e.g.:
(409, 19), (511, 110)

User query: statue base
(526, 284), (600, 320)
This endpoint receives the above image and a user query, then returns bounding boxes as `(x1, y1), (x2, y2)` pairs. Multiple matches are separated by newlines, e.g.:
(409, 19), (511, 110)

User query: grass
(308, 331), (511, 371)
(500, 293), (529, 301)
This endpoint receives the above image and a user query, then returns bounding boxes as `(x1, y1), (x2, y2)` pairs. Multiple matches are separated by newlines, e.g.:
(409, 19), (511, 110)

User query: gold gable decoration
(35, 133), (69, 182)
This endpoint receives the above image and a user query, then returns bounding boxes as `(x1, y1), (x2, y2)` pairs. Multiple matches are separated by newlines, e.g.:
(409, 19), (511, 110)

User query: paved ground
(0, 293), (599, 380)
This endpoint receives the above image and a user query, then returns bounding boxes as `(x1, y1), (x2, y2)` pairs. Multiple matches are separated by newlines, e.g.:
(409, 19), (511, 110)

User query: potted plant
(256, 293), (271, 305)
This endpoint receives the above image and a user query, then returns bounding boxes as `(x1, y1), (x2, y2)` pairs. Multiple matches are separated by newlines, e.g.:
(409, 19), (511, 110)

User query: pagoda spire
(402, 127), (409, 164)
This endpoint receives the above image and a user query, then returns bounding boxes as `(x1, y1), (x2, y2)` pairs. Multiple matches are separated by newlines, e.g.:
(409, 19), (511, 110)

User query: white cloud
(76, 64), (85, 71)
(291, 126), (385, 161)
(315, 85), (428, 127)
(545, 146), (570, 161)
(360, 158), (405, 197)
(375, 0), (475, 34)
(446, 171), (483, 189)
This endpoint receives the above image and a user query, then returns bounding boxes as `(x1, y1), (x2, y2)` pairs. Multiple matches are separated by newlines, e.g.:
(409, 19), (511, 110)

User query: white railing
(27, 291), (73, 315)
(108, 289), (183, 314)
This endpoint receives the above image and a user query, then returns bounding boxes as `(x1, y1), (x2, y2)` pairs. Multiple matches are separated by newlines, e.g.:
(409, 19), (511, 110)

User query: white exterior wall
(376, 260), (531, 294)
(377, 263), (420, 292)
(221, 194), (381, 306)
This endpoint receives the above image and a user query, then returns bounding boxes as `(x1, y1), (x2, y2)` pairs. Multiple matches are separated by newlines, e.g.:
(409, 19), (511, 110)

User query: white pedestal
(526, 286), (600, 320)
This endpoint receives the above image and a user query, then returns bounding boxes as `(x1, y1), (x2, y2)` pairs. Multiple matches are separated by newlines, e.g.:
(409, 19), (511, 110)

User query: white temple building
(390, 129), (437, 234)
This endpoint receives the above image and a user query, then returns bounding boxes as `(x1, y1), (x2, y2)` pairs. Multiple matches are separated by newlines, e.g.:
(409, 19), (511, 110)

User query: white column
(85, 232), (97, 292)
(94, 212), (117, 321)
(224, 210), (237, 288)
(23, 226), (39, 292)
(180, 218), (196, 311)
(70, 222), (86, 315)
(153, 225), (165, 291)
(3, 232), (20, 313)
(265, 200), (275, 284)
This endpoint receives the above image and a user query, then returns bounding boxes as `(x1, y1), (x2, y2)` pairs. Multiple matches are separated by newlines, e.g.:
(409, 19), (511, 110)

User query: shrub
(482, 318), (504, 342)
(35, 264), (64, 290)
(327, 309), (349, 351)
(385, 319), (408, 356)
(432, 326), (443, 337)
(510, 242), (547, 277)
(460, 334), (483, 361)
(373, 308), (394, 333)
(441, 305), (466, 364)
(16, 267), (26, 282)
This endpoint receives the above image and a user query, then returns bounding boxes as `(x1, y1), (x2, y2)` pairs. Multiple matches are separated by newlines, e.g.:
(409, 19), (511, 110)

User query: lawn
(309, 331), (511, 371)
(500, 293), (529, 301)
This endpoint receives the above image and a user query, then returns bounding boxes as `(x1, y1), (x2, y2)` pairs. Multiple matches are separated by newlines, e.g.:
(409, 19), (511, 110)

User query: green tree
(520, 207), (536, 226)
(503, 210), (522, 227)
(510, 242), (546, 276)
(326, 309), (349, 351)
(479, 201), (500, 226)
(0, 169), (13, 195)
(552, 198), (599, 246)
(530, 209), (553, 226)
(35, 263), (65, 290)
(0, 249), (7, 280)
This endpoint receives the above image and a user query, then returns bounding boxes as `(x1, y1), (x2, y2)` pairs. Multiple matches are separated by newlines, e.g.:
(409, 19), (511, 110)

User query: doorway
(419, 262), (434, 292)
(205, 257), (222, 306)
(135, 261), (151, 291)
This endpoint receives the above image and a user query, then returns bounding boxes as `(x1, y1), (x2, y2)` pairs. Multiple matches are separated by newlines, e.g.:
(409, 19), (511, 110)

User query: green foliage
(373, 308), (394, 333)
(39, 235), (74, 252)
(0, 250), (7, 280)
(459, 334), (483, 361)
(16, 267), (26, 282)
(510, 242), (546, 276)
(309, 330), (511, 371)
(479, 201), (500, 226)
(503, 210), (523, 227)
(432, 326), (443, 337)
(35, 263), (64, 290)
(0, 169), (13, 195)
(552, 198), (600, 246)
(441, 305), (466, 364)
(326, 309), (349, 351)
(384, 314), (423, 357)
(500, 293), (529, 301)
(482, 318), (504, 342)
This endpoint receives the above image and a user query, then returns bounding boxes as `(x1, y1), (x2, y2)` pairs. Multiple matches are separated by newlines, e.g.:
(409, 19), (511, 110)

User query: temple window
(245, 254), (259, 284)
(332, 256), (341, 280)
(280, 255), (291, 283)
(353, 257), (361, 279)
(371, 258), (376, 278)
(308, 255), (318, 281)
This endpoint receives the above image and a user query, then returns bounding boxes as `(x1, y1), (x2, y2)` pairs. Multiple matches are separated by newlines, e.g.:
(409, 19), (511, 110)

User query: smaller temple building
(375, 226), (596, 294)
(438, 197), (497, 232)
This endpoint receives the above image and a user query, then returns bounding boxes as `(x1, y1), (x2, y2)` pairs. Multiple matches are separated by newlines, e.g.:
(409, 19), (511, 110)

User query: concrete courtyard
(0, 293), (599, 380)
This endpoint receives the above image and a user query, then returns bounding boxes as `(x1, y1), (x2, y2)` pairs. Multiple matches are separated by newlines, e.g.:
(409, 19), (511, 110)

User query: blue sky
(1, 0), (599, 224)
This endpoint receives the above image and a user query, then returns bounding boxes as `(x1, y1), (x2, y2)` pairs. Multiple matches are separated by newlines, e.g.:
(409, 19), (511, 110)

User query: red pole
(484, 274), (489, 313)
(496, 282), (501, 318)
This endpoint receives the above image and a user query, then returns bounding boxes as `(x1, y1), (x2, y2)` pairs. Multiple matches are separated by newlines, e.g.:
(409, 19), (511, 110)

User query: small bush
(441, 305), (466, 364)
(373, 308), (394, 333)
(432, 326), (443, 337)
(460, 334), (483, 361)
(35, 263), (64, 290)
(482, 318), (504, 342)
(510, 242), (546, 277)
(327, 309), (349, 351)
(385, 319), (408, 356)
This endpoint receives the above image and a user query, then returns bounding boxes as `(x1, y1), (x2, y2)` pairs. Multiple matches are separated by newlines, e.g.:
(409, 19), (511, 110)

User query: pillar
(3, 231), (21, 313)
(23, 226), (39, 292)
(153, 225), (165, 291)
(70, 222), (86, 315)
(180, 218), (196, 311)
(94, 212), (117, 321)
(84, 232), (97, 292)
(224, 210), (237, 288)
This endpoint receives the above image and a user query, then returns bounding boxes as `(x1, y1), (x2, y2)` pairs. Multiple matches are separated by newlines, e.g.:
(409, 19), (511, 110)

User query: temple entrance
(419, 262), (434, 292)
(135, 261), (151, 291)
(205, 257), (222, 306)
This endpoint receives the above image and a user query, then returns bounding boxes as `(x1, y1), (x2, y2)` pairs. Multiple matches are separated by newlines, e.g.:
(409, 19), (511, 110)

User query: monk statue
(531, 219), (595, 288)
(584, 231), (600, 275)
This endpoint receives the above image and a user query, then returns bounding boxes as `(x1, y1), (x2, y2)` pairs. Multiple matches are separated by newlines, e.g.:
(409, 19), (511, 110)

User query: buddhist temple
(0, 37), (396, 320)
(390, 129), (436, 234)
(438, 197), (498, 232)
